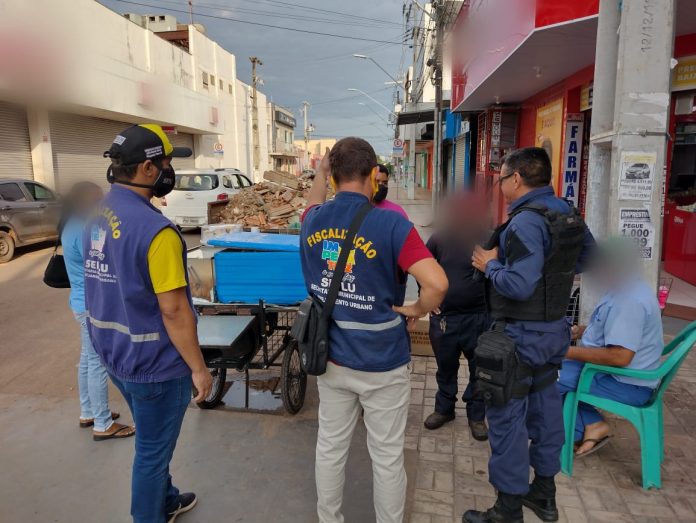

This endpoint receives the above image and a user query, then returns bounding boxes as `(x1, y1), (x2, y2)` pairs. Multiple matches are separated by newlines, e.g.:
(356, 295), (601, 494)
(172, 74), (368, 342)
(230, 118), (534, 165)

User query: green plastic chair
(561, 321), (696, 489)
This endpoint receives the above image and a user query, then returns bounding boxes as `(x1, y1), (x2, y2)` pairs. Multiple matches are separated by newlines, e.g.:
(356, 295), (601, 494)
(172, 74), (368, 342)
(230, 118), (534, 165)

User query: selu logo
(321, 240), (357, 273)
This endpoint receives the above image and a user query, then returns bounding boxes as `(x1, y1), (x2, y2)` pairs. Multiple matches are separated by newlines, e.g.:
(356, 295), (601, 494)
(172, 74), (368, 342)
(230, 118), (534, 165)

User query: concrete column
(579, 0), (621, 322)
(581, 0), (675, 321)
(26, 107), (56, 189)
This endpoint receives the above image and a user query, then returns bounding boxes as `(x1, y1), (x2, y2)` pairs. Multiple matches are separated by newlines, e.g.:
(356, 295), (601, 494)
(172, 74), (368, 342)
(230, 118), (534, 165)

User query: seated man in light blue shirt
(558, 238), (663, 457)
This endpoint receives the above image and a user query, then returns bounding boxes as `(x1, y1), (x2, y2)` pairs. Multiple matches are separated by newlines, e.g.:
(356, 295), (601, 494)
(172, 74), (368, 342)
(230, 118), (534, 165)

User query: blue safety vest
(300, 192), (413, 372)
(83, 185), (191, 383)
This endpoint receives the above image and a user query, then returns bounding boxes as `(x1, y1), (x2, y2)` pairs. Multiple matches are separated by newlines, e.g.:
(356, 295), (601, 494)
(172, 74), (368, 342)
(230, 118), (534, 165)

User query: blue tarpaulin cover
(207, 231), (299, 251)
(211, 232), (306, 305)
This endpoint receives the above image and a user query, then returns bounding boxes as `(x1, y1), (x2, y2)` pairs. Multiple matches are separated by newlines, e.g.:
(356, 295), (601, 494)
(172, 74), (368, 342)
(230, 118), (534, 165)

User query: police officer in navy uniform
(301, 138), (448, 523)
(466, 147), (594, 523)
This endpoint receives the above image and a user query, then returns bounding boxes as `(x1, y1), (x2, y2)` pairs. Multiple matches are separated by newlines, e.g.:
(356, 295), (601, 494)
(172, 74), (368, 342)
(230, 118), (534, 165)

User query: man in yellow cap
(84, 124), (212, 523)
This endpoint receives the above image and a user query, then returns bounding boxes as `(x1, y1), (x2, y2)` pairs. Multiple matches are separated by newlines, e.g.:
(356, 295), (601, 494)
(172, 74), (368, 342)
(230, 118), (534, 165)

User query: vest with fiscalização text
(300, 192), (413, 372)
(83, 185), (192, 383)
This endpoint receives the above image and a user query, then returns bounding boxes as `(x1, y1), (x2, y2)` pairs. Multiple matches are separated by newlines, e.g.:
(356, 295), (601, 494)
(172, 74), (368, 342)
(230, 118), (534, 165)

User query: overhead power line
(241, 0), (404, 27)
(178, 0), (401, 29)
(113, 0), (404, 44)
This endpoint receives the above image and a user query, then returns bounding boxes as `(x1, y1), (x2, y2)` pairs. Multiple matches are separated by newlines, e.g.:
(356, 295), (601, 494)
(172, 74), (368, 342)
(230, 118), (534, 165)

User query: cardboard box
(186, 246), (221, 302)
(409, 316), (434, 357)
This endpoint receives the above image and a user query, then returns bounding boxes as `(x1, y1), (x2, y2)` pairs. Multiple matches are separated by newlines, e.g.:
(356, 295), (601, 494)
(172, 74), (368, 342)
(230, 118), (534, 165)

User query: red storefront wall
(517, 65), (595, 192)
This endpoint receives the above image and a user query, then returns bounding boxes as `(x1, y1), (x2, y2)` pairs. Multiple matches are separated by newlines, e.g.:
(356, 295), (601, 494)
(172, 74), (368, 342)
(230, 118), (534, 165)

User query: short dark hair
(329, 137), (377, 184)
(110, 157), (139, 181)
(377, 164), (390, 176)
(502, 147), (551, 187)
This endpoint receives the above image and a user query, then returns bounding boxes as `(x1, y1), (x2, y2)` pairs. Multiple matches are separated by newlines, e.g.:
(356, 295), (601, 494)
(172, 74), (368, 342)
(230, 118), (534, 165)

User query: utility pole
(431, 1), (443, 208)
(188, 1), (194, 25)
(250, 56), (263, 176)
(580, 0), (675, 321)
(302, 101), (310, 169)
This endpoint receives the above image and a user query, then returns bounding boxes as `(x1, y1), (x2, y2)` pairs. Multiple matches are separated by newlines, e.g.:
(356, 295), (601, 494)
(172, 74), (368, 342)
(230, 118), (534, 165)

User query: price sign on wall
(618, 208), (655, 259)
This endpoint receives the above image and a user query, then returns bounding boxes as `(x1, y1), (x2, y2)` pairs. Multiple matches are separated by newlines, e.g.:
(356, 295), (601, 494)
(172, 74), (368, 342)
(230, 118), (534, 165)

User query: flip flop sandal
(80, 411), (120, 428)
(576, 435), (612, 458)
(93, 424), (135, 442)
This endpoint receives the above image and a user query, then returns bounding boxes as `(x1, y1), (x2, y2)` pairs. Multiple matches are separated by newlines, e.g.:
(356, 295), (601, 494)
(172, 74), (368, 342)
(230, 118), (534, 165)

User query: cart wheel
(195, 368), (227, 409)
(281, 339), (307, 415)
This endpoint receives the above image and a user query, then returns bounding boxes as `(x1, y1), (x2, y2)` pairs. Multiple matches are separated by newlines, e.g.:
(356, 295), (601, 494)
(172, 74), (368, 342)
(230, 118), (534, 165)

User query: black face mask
(374, 185), (388, 203)
(106, 160), (176, 198)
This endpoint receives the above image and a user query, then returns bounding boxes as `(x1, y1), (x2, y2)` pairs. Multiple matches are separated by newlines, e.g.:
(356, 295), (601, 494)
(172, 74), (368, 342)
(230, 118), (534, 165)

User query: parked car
(161, 169), (253, 228)
(625, 162), (651, 180)
(0, 179), (61, 263)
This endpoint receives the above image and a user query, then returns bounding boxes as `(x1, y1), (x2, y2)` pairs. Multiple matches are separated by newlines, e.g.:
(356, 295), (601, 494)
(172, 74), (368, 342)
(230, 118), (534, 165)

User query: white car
(161, 169), (253, 228)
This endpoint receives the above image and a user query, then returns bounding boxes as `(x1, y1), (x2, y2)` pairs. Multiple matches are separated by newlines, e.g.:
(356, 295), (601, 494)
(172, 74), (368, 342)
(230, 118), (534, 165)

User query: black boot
(424, 411), (455, 430)
(522, 475), (558, 522)
(462, 492), (523, 523)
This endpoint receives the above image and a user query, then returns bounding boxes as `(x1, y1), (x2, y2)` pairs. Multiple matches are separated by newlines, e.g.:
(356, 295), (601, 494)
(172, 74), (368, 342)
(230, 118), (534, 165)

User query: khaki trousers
(316, 361), (411, 523)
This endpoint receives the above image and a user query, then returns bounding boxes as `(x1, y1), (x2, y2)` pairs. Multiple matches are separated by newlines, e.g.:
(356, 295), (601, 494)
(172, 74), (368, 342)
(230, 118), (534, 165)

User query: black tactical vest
(486, 202), (586, 322)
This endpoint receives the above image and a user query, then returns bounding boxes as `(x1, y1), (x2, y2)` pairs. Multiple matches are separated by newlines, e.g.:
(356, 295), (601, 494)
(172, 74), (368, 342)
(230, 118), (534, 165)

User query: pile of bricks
(215, 171), (311, 228)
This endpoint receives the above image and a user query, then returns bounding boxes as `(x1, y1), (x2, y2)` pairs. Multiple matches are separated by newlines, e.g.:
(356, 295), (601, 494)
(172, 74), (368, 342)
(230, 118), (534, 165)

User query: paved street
(0, 238), (396, 522)
(2, 196), (696, 523)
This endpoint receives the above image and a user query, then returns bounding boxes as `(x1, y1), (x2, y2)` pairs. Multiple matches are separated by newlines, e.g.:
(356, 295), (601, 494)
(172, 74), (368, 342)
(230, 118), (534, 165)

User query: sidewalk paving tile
(407, 346), (696, 522)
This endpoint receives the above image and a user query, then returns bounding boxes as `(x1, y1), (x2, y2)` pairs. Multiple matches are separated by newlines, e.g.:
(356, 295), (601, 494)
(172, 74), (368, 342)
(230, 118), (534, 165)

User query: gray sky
(98, 0), (406, 157)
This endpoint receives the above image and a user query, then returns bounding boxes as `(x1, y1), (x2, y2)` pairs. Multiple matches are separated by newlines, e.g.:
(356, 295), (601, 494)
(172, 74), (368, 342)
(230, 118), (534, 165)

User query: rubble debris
(213, 170), (316, 229)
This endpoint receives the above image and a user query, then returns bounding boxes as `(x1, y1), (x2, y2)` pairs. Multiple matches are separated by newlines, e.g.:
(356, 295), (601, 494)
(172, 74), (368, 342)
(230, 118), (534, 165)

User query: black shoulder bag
(291, 202), (373, 376)
(43, 238), (71, 288)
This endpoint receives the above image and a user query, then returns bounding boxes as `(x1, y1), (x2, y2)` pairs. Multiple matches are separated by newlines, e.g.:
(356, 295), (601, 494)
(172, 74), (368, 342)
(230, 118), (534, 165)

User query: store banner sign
(580, 83), (593, 111)
(672, 55), (696, 92)
(561, 114), (584, 207)
(618, 151), (656, 201)
(491, 111), (502, 146)
(535, 98), (564, 191)
(619, 208), (655, 259)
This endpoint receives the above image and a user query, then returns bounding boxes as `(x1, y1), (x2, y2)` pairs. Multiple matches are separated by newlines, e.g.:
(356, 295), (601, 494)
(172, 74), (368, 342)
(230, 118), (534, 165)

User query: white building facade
(0, 0), (271, 191)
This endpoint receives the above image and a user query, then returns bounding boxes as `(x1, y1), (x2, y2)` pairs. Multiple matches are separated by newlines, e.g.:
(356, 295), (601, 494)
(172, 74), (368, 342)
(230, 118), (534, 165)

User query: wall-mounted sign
(580, 83), (593, 111)
(619, 208), (655, 259)
(618, 151), (656, 201)
(672, 55), (696, 92)
(275, 111), (296, 128)
(491, 111), (502, 146)
(213, 142), (224, 155)
(561, 114), (584, 206)
(535, 97), (564, 190)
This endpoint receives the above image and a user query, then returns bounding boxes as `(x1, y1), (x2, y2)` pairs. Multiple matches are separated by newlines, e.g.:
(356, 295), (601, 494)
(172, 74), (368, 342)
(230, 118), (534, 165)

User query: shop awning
(453, 16), (598, 111)
(396, 102), (436, 126)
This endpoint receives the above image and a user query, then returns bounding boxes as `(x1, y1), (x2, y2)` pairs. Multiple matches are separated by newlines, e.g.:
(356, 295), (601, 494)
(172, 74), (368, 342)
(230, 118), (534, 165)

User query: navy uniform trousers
(429, 312), (490, 421)
(486, 321), (569, 495)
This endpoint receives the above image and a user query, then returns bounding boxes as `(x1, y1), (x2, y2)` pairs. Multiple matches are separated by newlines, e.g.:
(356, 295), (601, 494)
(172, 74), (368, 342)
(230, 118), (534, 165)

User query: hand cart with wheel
(187, 228), (308, 414)
(194, 301), (307, 414)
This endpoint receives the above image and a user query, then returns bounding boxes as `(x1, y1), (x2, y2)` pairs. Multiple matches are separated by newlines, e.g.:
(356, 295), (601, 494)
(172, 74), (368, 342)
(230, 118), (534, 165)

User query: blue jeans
(558, 359), (654, 442)
(110, 374), (192, 523)
(74, 311), (112, 432)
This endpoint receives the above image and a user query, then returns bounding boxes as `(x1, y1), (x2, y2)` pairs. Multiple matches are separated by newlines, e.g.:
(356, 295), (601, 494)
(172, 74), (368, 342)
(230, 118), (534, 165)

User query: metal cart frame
(195, 300), (307, 414)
